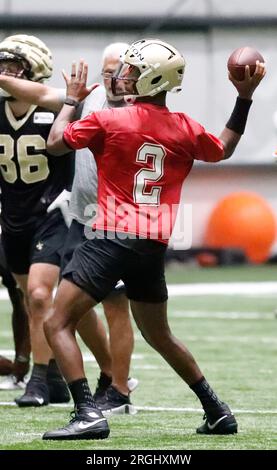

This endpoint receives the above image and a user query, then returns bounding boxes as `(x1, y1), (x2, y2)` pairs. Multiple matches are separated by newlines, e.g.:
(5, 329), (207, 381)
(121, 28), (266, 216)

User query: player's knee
(137, 327), (155, 346)
(44, 306), (73, 344)
(43, 309), (57, 342)
(139, 326), (171, 351)
(28, 285), (51, 311)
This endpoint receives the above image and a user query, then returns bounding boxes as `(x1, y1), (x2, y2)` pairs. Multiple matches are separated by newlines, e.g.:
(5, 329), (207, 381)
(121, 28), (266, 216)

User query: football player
(41, 38), (265, 439)
(0, 34), (73, 406)
(0, 41), (138, 413)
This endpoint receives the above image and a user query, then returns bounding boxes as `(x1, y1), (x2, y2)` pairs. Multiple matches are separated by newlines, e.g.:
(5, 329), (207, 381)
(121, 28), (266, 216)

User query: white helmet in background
(0, 34), (53, 82)
(113, 38), (185, 97)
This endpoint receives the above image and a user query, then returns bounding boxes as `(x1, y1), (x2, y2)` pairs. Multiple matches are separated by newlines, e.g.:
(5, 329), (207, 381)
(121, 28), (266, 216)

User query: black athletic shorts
(0, 237), (16, 289)
(61, 219), (91, 272)
(62, 230), (168, 303)
(61, 220), (126, 297)
(1, 209), (68, 275)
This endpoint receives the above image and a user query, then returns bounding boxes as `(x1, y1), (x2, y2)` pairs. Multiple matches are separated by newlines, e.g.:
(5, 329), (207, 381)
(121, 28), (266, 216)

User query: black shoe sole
(15, 400), (48, 407)
(196, 419), (238, 435)
(42, 429), (110, 440)
(101, 404), (137, 416)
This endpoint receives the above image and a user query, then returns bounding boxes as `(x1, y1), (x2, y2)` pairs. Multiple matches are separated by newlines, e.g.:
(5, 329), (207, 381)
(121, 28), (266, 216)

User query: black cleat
(48, 378), (71, 404)
(93, 373), (139, 401)
(46, 359), (70, 403)
(15, 380), (49, 407)
(196, 403), (238, 435)
(96, 385), (137, 416)
(42, 405), (110, 440)
(92, 372), (112, 402)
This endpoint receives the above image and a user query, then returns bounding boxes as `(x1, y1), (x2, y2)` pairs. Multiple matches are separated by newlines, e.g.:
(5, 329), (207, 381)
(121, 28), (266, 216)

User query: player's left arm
(0, 75), (63, 112)
(47, 60), (99, 156)
(47, 103), (78, 155)
(219, 60), (266, 159)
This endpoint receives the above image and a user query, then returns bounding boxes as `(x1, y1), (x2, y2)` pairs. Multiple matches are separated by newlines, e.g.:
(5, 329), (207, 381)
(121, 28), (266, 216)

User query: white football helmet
(0, 34), (53, 82)
(113, 38), (185, 97)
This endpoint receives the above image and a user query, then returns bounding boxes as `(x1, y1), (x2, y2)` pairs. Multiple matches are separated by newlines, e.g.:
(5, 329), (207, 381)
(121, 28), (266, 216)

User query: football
(227, 47), (264, 81)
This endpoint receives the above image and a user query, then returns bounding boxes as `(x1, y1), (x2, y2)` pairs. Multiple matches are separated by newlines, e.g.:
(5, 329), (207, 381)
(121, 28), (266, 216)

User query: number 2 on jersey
(133, 143), (166, 205)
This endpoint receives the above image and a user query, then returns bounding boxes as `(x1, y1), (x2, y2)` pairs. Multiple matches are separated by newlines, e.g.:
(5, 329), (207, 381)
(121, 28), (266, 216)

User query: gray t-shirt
(69, 85), (107, 225)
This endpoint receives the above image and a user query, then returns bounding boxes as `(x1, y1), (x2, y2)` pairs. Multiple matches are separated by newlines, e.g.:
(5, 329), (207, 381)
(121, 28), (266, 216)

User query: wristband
(64, 97), (80, 108)
(226, 97), (252, 135)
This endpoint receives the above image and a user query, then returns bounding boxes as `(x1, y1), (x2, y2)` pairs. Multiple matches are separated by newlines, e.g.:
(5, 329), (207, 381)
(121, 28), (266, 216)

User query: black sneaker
(196, 403), (238, 435)
(42, 405), (110, 440)
(15, 380), (49, 407)
(97, 385), (137, 416)
(46, 359), (70, 403)
(93, 372), (112, 402)
(47, 378), (71, 404)
(93, 373), (139, 401)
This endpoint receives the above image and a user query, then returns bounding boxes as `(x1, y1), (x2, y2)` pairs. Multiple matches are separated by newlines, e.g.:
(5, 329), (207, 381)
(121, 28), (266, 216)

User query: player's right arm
(219, 60), (266, 159)
(187, 61), (266, 165)
(0, 75), (63, 112)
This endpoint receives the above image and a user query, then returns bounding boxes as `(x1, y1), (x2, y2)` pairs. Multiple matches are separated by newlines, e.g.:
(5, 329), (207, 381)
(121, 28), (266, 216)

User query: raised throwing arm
(219, 60), (266, 159)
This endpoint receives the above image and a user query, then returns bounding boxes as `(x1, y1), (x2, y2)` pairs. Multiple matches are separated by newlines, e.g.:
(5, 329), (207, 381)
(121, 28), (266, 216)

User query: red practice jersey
(64, 102), (224, 243)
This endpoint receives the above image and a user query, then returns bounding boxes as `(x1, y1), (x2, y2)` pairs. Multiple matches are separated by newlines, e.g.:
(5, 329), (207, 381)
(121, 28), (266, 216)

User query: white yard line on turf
(0, 349), (145, 361)
(168, 282), (277, 296)
(0, 401), (277, 414)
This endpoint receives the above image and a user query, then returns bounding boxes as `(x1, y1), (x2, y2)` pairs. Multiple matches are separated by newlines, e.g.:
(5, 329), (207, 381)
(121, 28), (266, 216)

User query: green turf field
(0, 265), (276, 450)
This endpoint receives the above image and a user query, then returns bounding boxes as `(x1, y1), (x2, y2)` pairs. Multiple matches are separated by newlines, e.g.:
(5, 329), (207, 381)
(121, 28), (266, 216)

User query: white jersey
(69, 86), (108, 225)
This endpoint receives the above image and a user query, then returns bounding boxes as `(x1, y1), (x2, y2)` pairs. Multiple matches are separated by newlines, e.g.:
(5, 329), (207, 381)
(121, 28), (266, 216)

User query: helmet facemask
(111, 39), (185, 100)
(0, 53), (32, 99)
(111, 63), (140, 97)
(0, 53), (31, 79)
